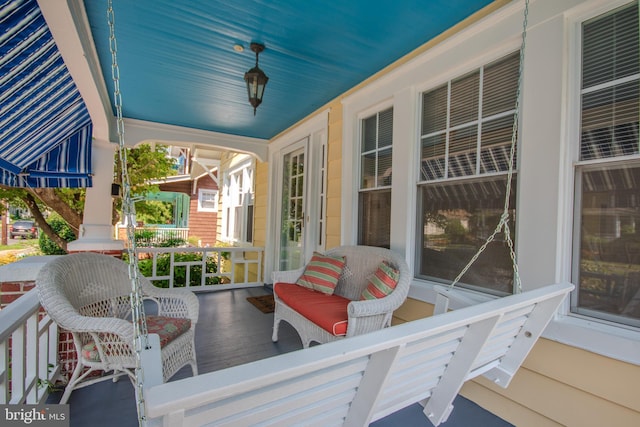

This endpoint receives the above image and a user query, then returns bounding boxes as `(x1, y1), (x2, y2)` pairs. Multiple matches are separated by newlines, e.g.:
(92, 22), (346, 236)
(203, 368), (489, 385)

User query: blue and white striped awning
(0, 0), (92, 188)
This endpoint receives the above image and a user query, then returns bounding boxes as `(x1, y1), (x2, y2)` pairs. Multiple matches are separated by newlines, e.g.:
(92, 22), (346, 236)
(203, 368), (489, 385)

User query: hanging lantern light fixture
(244, 43), (268, 115)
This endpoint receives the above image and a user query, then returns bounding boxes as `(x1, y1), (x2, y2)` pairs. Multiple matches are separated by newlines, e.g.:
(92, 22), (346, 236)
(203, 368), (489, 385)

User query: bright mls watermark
(1, 405), (69, 426)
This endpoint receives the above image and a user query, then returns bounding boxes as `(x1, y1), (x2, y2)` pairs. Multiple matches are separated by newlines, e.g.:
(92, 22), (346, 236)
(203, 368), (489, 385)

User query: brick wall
(1, 281), (88, 383)
(0, 280), (35, 308)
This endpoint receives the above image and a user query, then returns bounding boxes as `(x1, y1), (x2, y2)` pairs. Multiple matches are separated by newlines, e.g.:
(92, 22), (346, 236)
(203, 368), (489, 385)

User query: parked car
(10, 220), (38, 239)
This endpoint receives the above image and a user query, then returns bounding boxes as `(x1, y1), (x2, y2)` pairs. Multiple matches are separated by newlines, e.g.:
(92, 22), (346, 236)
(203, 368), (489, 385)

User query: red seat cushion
(275, 283), (350, 336)
(145, 315), (192, 348)
(81, 315), (191, 362)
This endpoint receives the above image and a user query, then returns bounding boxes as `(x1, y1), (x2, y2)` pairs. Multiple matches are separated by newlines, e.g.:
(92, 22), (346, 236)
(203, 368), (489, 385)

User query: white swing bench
(143, 282), (572, 427)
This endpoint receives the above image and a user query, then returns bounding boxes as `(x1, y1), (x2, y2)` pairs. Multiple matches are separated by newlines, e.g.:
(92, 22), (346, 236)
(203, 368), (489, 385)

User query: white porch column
(67, 139), (124, 254)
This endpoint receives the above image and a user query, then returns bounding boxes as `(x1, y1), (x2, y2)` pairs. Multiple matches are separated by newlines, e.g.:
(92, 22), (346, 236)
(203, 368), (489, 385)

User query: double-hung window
(416, 52), (519, 295)
(358, 107), (393, 248)
(197, 189), (218, 212)
(222, 163), (255, 244)
(572, 3), (639, 328)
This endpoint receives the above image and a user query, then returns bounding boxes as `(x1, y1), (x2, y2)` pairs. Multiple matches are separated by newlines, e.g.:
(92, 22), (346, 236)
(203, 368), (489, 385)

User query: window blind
(360, 107), (393, 189)
(420, 52), (519, 181)
(580, 3), (639, 161)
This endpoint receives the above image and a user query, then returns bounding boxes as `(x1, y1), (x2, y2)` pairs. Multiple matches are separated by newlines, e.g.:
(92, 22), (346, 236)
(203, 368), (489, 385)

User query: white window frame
(358, 106), (394, 247)
(415, 51), (520, 294)
(221, 159), (254, 245)
(197, 188), (218, 212)
(545, 0), (640, 364)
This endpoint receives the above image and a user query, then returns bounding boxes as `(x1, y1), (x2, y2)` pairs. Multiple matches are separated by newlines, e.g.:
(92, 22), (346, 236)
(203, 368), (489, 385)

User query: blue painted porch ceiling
(84, 0), (492, 140)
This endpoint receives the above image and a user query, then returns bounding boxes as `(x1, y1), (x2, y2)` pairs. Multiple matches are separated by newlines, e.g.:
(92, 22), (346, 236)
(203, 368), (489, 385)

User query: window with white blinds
(361, 107), (393, 189)
(573, 3), (640, 328)
(580, 3), (639, 160)
(416, 51), (519, 295)
(358, 107), (392, 248)
(420, 52), (519, 181)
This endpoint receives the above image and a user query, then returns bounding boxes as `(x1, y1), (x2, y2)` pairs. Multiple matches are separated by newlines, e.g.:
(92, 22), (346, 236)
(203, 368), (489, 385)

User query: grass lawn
(0, 240), (41, 265)
(0, 239), (39, 252)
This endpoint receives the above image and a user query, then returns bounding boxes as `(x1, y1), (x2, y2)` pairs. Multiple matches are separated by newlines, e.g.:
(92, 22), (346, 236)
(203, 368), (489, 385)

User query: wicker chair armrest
(62, 312), (135, 342)
(347, 261), (412, 318)
(142, 284), (199, 324)
(272, 267), (305, 284)
(347, 297), (396, 318)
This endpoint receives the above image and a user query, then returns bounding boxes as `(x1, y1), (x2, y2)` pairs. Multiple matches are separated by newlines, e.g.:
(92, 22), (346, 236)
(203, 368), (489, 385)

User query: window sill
(544, 314), (640, 365)
(408, 280), (640, 365)
(408, 279), (495, 308)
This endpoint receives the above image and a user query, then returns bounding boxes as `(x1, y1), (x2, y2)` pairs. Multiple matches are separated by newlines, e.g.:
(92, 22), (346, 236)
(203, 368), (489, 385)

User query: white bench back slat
(145, 283), (573, 427)
(189, 359), (368, 426)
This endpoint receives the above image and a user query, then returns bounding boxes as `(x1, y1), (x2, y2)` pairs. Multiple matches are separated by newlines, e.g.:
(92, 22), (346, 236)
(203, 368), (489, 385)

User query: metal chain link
(107, 1), (149, 425)
(448, 0), (529, 294)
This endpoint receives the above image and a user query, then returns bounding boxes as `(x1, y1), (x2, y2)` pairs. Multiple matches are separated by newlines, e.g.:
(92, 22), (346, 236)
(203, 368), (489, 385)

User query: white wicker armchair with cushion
(271, 245), (411, 348)
(36, 252), (199, 404)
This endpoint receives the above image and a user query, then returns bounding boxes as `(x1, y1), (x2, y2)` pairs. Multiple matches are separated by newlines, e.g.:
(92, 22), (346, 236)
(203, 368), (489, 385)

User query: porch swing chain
(107, 1), (150, 425)
(448, 0), (529, 294)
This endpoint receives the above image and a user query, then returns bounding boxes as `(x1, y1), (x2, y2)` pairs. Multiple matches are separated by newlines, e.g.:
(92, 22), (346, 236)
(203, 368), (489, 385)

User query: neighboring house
(157, 172), (219, 247)
(213, 1), (640, 425)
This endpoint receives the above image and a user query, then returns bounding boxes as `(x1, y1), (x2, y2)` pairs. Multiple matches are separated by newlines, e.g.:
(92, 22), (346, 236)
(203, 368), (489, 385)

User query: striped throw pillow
(360, 261), (399, 300)
(296, 252), (346, 295)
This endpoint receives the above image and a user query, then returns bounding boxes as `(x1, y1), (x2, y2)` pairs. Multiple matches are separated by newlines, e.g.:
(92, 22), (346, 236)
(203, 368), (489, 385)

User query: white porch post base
(67, 224), (124, 255)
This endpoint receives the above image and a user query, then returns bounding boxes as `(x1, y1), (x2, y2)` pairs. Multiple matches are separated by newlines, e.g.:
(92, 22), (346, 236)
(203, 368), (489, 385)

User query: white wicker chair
(36, 252), (199, 404)
(272, 245), (411, 348)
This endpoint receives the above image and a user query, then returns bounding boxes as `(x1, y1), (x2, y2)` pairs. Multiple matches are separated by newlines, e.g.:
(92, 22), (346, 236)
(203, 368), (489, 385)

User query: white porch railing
(135, 246), (264, 291)
(0, 290), (60, 404)
(116, 225), (190, 247)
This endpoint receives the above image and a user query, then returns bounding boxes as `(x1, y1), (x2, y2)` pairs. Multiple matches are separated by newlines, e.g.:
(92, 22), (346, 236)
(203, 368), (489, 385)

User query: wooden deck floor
(47, 287), (513, 427)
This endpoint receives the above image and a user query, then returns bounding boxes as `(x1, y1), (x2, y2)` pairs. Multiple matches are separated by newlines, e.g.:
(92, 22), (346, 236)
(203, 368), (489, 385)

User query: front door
(278, 143), (307, 270)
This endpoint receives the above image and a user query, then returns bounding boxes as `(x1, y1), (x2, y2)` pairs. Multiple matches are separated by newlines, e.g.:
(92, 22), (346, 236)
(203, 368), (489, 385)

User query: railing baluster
(26, 314), (38, 403)
(0, 291), (60, 404)
(10, 325), (25, 403)
(0, 340), (8, 403)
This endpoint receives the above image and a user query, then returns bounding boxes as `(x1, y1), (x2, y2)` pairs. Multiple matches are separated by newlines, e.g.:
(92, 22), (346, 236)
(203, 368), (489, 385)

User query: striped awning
(0, 0), (93, 188)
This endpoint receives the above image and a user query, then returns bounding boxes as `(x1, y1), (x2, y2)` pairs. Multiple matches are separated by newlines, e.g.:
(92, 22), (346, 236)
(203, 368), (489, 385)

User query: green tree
(0, 144), (176, 252)
(39, 213), (76, 255)
(135, 200), (174, 225)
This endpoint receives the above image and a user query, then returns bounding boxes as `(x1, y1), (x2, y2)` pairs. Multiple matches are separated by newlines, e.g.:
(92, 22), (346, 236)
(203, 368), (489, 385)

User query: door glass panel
(280, 149), (305, 270)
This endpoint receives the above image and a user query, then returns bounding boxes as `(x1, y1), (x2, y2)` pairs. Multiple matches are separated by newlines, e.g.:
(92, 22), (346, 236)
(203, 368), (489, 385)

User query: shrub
(39, 215), (75, 255)
(136, 252), (224, 287)
(134, 230), (186, 248)
(156, 235), (187, 247)
(134, 229), (156, 247)
(187, 235), (201, 246)
(444, 218), (467, 244)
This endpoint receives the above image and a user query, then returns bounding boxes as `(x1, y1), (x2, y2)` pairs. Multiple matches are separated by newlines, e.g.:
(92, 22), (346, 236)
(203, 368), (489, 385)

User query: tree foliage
(0, 144), (176, 252)
(134, 200), (174, 225)
(113, 144), (177, 224)
(39, 213), (76, 255)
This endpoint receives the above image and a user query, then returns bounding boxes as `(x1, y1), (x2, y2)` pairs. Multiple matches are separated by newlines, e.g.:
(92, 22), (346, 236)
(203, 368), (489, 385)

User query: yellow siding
(395, 297), (640, 426)
(215, 152), (233, 240)
(325, 102), (343, 249)
(253, 160), (268, 249)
